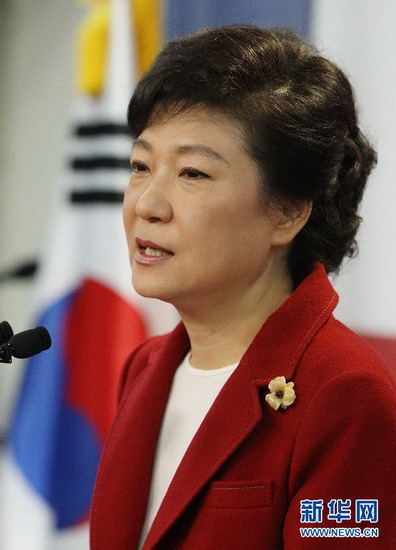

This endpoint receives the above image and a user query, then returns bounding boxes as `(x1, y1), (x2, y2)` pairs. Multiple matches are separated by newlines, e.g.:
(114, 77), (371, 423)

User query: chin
(132, 274), (173, 303)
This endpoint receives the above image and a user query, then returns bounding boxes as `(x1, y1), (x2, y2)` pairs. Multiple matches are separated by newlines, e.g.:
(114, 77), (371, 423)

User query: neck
(177, 263), (293, 370)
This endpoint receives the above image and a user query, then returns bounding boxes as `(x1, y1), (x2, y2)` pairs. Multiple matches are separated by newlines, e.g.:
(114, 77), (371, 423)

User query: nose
(135, 180), (173, 223)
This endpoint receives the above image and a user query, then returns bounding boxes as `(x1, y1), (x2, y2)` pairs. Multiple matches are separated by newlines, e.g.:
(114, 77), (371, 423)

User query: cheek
(122, 191), (137, 235)
(122, 202), (130, 232)
(182, 209), (241, 262)
(122, 196), (135, 240)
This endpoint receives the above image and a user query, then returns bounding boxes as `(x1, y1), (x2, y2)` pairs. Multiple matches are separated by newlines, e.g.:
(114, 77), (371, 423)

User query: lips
(134, 237), (174, 265)
(136, 237), (174, 255)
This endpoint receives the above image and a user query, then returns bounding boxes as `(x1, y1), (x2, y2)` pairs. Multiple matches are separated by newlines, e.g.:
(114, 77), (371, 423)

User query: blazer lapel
(143, 350), (264, 549)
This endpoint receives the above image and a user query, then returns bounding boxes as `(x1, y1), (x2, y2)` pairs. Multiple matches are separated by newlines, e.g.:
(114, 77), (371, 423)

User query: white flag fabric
(0, 1), (177, 548)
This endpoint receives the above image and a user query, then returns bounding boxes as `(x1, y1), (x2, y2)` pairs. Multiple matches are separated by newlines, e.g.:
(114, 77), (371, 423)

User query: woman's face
(123, 105), (286, 311)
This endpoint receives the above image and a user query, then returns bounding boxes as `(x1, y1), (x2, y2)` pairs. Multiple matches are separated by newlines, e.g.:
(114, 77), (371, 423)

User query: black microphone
(0, 321), (13, 344)
(0, 326), (52, 364)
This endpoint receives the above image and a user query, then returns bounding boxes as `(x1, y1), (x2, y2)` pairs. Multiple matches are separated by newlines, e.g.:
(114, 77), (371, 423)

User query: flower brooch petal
(265, 376), (296, 411)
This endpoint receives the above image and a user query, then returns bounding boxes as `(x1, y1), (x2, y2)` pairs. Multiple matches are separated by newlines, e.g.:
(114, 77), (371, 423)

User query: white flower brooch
(265, 376), (296, 411)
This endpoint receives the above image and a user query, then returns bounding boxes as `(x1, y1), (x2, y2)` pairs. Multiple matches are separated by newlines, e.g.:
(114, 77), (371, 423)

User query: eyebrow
(133, 138), (230, 165)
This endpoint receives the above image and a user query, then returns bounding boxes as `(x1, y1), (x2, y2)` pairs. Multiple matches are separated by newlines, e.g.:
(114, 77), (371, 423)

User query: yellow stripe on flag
(131, 0), (163, 76)
(76, 0), (162, 95)
(76, 1), (110, 95)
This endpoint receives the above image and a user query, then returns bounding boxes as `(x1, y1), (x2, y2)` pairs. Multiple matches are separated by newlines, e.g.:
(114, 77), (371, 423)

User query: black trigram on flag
(68, 120), (131, 205)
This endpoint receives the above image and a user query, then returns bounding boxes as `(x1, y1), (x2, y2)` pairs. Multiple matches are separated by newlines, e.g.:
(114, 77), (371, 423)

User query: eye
(180, 168), (209, 179)
(131, 161), (149, 174)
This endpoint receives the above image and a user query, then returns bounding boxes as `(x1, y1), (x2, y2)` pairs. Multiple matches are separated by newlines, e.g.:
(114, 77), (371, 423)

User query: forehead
(138, 104), (248, 148)
(132, 106), (257, 173)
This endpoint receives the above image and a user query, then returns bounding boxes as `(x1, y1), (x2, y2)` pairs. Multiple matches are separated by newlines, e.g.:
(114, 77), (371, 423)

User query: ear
(271, 200), (312, 247)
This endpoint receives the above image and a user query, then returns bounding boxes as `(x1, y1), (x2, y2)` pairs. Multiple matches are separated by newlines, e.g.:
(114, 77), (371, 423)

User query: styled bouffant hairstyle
(128, 24), (377, 285)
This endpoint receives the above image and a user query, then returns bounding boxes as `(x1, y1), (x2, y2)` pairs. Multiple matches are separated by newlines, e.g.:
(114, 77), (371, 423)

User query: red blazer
(90, 265), (396, 549)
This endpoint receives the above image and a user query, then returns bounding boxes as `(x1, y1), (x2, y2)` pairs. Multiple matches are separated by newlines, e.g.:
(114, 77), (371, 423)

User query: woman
(90, 25), (396, 549)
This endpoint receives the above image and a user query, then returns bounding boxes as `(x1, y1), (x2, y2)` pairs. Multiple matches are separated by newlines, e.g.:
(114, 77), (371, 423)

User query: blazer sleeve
(283, 369), (396, 548)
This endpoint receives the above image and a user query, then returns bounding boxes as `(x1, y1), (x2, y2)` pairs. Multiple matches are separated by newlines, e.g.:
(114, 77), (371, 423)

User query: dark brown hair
(128, 24), (377, 285)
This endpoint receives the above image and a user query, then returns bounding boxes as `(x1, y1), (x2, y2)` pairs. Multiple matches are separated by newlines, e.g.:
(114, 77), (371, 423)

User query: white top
(137, 353), (239, 548)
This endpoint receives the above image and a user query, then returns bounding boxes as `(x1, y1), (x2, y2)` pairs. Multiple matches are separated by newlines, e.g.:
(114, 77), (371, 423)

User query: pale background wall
(0, 0), (82, 436)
